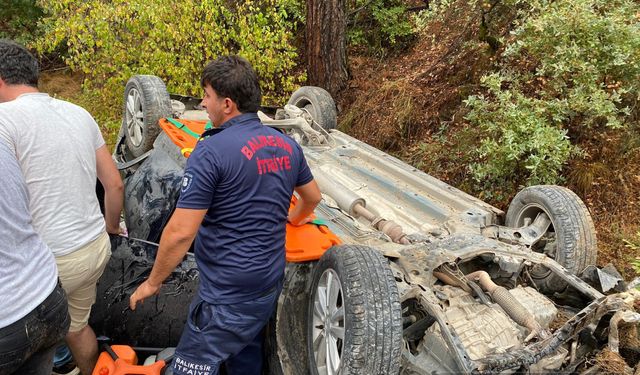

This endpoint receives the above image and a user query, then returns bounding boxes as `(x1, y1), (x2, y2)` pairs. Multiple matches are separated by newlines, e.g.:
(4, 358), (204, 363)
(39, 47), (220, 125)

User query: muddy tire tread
(308, 245), (402, 375)
(123, 75), (171, 157)
(287, 86), (338, 130)
(506, 185), (597, 291)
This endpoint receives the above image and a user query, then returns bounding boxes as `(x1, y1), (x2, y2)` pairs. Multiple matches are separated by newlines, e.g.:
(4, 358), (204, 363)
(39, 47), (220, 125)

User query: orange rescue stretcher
(92, 345), (165, 375)
(158, 118), (341, 262)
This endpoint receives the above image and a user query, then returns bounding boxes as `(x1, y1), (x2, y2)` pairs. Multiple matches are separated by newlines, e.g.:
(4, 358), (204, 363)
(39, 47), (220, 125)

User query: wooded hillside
(3, 0), (639, 276)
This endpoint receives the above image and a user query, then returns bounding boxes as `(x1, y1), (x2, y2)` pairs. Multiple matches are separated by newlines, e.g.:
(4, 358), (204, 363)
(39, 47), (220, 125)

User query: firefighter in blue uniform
(129, 55), (322, 375)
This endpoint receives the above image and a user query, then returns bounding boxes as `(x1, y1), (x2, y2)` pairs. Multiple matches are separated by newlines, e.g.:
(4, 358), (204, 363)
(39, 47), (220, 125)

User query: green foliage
(627, 232), (640, 251)
(0, 0), (44, 44)
(626, 232), (640, 275)
(465, 0), (640, 195)
(276, 0), (306, 24)
(505, 0), (640, 128)
(347, 0), (415, 52)
(465, 74), (576, 194)
(34, 0), (305, 110)
(411, 0), (456, 31)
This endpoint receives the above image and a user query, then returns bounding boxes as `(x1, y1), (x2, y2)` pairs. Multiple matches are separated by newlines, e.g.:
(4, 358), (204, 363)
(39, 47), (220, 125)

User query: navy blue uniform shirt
(176, 113), (313, 304)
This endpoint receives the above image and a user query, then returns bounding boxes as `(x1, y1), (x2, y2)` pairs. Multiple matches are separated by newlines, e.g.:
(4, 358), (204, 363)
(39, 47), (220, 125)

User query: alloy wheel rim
(125, 88), (145, 147)
(312, 269), (345, 375)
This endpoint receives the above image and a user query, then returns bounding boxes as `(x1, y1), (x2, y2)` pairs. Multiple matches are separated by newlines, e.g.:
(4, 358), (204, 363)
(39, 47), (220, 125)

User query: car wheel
(288, 86), (337, 130)
(122, 75), (172, 157)
(505, 185), (597, 292)
(307, 245), (402, 375)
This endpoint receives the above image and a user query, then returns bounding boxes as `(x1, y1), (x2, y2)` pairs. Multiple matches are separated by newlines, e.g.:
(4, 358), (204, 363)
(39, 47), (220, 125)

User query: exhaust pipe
(314, 171), (410, 244)
(466, 271), (547, 342)
(435, 270), (547, 341)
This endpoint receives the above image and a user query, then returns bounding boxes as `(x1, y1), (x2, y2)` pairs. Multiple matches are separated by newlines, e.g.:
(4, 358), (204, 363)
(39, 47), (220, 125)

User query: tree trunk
(306, 0), (348, 99)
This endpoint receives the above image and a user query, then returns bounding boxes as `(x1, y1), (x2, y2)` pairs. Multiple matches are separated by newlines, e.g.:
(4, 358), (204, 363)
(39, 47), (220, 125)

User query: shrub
(0, 0), (44, 44)
(465, 0), (640, 195)
(627, 232), (640, 275)
(505, 0), (640, 129)
(347, 0), (415, 52)
(465, 74), (576, 195)
(34, 0), (305, 109)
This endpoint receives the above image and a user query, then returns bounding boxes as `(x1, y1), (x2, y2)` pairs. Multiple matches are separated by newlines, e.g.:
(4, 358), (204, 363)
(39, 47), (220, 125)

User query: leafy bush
(465, 0), (640, 194)
(411, 0), (456, 30)
(347, 0), (415, 52)
(505, 0), (640, 128)
(34, 0), (305, 109)
(0, 0), (44, 44)
(465, 74), (576, 196)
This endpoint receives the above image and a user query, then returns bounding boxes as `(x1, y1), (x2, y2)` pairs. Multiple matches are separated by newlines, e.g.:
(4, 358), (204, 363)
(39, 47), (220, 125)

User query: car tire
(122, 75), (172, 157)
(288, 86), (337, 130)
(307, 245), (402, 375)
(505, 185), (597, 292)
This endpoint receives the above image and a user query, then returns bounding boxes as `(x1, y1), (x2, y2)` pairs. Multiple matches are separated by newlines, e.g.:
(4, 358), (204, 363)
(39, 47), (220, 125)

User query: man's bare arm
(129, 207), (206, 310)
(96, 145), (124, 234)
(288, 179), (322, 226)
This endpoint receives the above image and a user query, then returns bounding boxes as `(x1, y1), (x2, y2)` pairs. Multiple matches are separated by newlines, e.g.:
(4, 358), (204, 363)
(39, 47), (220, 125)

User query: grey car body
(91, 75), (640, 375)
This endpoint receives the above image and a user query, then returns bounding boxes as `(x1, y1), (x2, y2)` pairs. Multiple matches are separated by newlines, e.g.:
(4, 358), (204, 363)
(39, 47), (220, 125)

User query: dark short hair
(0, 39), (39, 87)
(201, 55), (261, 113)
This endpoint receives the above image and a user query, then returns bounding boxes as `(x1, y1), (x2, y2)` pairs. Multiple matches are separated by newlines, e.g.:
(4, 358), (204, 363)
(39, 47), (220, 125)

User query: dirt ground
(38, 68), (82, 99)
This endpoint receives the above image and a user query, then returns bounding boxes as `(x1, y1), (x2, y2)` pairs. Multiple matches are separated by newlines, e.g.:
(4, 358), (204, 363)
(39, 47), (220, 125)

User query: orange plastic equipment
(159, 118), (342, 262)
(158, 118), (207, 152)
(92, 345), (165, 375)
(285, 197), (341, 262)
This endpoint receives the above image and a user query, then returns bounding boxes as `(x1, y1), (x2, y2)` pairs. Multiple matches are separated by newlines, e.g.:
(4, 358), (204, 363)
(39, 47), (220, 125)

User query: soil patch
(338, 1), (492, 153)
(39, 69), (84, 99)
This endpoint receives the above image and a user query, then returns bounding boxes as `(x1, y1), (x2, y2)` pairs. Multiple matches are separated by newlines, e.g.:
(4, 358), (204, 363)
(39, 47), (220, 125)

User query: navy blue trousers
(172, 282), (281, 375)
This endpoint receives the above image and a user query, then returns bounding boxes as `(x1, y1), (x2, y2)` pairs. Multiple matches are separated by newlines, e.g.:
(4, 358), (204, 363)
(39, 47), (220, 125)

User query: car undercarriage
(91, 75), (640, 374)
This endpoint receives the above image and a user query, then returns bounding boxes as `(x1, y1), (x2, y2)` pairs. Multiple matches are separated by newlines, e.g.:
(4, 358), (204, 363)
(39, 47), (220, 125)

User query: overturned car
(91, 75), (640, 374)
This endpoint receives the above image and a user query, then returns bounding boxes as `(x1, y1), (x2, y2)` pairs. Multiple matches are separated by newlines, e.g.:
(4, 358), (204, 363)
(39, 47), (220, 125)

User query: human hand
(287, 215), (313, 227)
(129, 280), (161, 311)
(106, 225), (125, 235)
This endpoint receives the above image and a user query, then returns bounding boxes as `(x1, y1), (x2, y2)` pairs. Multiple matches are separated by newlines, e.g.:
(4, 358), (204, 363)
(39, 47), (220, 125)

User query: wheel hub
(312, 269), (345, 375)
(125, 88), (145, 147)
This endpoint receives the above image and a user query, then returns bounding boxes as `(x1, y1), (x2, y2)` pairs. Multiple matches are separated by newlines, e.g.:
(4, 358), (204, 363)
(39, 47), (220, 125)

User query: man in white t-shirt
(0, 139), (70, 375)
(0, 39), (124, 375)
